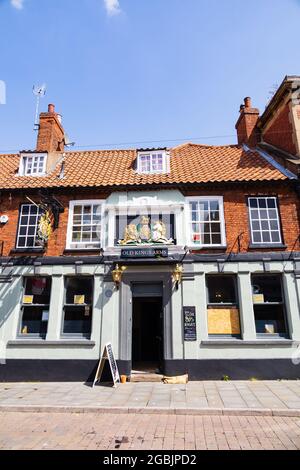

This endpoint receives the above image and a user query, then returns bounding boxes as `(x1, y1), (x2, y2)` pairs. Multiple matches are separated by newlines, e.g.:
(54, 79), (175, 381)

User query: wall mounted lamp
(172, 263), (183, 289)
(112, 264), (127, 289)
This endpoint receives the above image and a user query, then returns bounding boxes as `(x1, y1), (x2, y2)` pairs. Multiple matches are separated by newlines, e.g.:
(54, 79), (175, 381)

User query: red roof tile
(0, 143), (288, 190)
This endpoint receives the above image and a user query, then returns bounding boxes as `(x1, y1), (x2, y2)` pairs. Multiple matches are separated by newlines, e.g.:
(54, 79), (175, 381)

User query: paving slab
(0, 380), (300, 416)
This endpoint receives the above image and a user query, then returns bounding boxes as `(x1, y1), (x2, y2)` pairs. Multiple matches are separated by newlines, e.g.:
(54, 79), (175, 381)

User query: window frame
(66, 200), (105, 250)
(206, 274), (241, 338)
(18, 276), (52, 339)
(185, 196), (226, 248)
(19, 153), (47, 176)
(137, 151), (168, 174)
(16, 203), (45, 249)
(247, 196), (283, 246)
(61, 276), (94, 339)
(251, 273), (289, 338)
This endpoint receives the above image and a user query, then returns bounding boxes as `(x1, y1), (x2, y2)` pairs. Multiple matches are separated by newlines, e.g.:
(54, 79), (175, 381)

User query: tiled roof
(0, 143), (289, 190)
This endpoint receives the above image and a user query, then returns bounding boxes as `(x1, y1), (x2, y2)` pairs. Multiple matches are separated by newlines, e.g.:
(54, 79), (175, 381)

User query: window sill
(201, 339), (294, 346)
(188, 245), (227, 250)
(248, 243), (287, 249)
(7, 340), (95, 347)
(64, 249), (102, 254)
(10, 248), (45, 254)
(207, 304), (238, 309)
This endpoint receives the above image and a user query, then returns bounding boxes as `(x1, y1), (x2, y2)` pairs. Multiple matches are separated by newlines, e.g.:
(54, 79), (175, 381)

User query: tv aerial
(33, 84), (46, 130)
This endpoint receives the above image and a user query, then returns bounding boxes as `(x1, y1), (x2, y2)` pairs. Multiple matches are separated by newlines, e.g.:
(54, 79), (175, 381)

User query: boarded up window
(207, 307), (241, 335)
(206, 275), (240, 336)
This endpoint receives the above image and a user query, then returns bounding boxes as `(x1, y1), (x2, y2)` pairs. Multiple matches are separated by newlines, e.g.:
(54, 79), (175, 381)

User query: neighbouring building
(0, 75), (300, 381)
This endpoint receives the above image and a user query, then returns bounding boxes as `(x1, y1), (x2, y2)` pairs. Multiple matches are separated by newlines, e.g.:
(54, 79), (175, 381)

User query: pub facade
(0, 76), (300, 381)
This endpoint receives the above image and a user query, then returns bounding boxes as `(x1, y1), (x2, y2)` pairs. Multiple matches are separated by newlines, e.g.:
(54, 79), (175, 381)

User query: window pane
(211, 233), (221, 244)
(24, 277), (52, 304)
(260, 210), (268, 219)
(262, 232), (271, 243)
(20, 306), (48, 336)
(251, 275), (282, 302)
(26, 237), (35, 247)
(252, 232), (261, 242)
(261, 220), (269, 230)
(270, 220), (279, 230)
(74, 206), (82, 215)
(258, 199), (267, 208)
(271, 231), (280, 242)
(203, 233), (210, 244)
(18, 237), (26, 247)
(254, 305), (287, 334)
(209, 201), (219, 211)
(63, 306), (92, 335)
(249, 198), (258, 208)
(73, 215), (82, 224)
(268, 209), (277, 219)
(65, 277), (93, 305)
(207, 276), (236, 303)
(250, 210), (259, 220)
(72, 232), (81, 241)
(267, 199), (276, 208)
(63, 277), (93, 336)
(251, 221), (260, 230)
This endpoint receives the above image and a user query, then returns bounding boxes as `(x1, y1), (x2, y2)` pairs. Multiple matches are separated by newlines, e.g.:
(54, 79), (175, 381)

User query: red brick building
(0, 75), (300, 381)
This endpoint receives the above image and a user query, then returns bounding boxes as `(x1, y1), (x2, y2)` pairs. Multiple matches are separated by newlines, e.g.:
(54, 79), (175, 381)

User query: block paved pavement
(0, 411), (299, 450)
(1, 380), (300, 416)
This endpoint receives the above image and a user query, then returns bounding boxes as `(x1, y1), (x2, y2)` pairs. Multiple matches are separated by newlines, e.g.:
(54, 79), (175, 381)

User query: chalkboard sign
(183, 306), (197, 341)
(93, 343), (120, 388)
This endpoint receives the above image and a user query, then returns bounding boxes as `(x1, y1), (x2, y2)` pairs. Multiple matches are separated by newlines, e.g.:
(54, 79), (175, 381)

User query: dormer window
(137, 150), (168, 174)
(19, 153), (47, 176)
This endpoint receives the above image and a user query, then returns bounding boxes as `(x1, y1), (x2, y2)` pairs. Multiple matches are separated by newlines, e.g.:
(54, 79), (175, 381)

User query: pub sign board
(183, 306), (197, 341)
(121, 247), (168, 258)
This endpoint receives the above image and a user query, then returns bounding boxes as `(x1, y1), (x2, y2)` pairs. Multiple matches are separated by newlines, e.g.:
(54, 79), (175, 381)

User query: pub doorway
(131, 283), (163, 375)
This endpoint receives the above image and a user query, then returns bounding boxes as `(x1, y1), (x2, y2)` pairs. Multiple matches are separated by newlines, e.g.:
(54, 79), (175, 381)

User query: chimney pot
(244, 97), (252, 108)
(48, 103), (55, 114)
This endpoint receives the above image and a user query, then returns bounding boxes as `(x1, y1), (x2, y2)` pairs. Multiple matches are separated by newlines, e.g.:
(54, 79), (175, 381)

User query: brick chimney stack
(36, 104), (65, 153)
(235, 97), (260, 147)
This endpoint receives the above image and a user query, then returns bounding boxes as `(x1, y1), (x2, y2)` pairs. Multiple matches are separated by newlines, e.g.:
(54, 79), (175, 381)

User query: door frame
(131, 294), (163, 365)
(119, 272), (173, 366)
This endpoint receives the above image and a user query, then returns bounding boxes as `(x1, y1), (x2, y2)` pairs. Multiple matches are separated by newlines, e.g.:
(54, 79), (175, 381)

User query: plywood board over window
(207, 308), (241, 335)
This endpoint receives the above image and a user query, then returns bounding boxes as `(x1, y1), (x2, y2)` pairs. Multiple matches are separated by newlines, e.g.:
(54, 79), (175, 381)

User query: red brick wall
(0, 186), (299, 257)
(184, 185), (300, 253)
(262, 103), (297, 155)
(37, 113), (64, 153)
(236, 112), (260, 148)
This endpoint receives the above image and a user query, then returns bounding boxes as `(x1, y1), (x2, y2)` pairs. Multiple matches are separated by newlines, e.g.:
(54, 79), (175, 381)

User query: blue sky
(0, 0), (299, 153)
